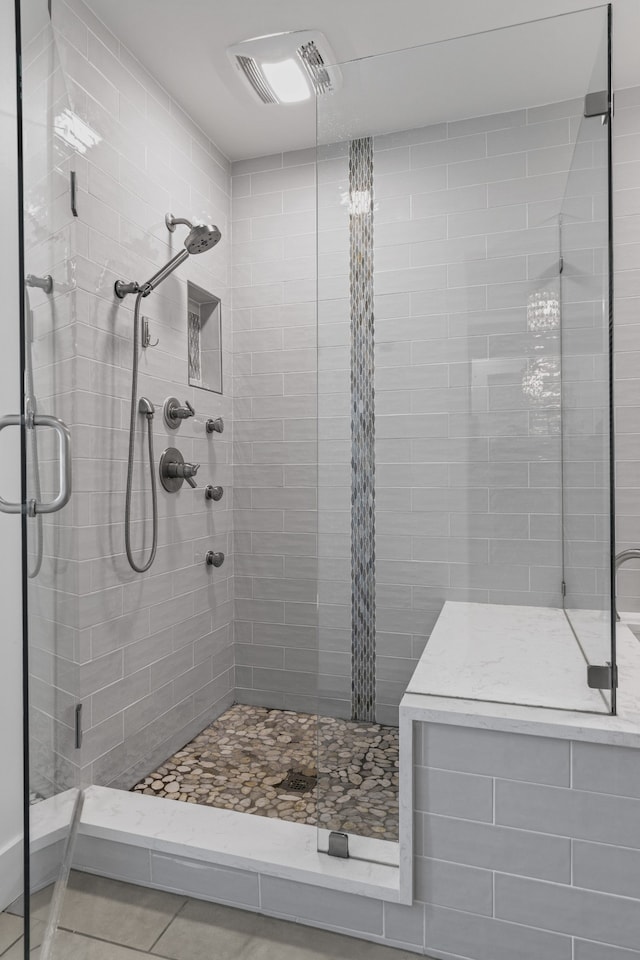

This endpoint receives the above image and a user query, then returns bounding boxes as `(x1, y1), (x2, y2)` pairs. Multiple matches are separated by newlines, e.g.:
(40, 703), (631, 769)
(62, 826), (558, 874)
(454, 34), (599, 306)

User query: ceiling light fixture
(261, 58), (311, 103)
(228, 30), (341, 106)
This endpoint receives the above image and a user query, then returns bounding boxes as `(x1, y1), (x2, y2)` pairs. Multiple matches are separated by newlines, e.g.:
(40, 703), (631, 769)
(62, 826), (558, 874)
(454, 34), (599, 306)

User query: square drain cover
(277, 769), (317, 793)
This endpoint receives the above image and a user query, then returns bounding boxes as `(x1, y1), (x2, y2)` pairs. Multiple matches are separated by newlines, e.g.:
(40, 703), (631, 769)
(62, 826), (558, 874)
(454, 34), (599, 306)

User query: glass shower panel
(560, 15), (614, 710)
(18, 0), (80, 953)
(316, 6), (613, 859)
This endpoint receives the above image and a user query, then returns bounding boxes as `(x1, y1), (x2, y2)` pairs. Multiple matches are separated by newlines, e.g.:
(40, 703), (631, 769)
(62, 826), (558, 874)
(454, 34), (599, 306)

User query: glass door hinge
(587, 662), (618, 690)
(328, 831), (349, 858)
(584, 90), (610, 121)
(561, 580), (566, 598)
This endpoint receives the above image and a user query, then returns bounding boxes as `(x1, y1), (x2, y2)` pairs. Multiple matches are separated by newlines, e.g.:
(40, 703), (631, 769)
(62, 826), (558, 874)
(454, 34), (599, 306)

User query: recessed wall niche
(187, 281), (222, 394)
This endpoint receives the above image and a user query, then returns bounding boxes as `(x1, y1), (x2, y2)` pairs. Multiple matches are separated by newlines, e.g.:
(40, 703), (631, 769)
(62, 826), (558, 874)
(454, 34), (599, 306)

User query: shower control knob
(206, 417), (224, 434)
(181, 462), (200, 488)
(205, 550), (225, 568)
(159, 447), (200, 492)
(164, 396), (195, 429)
(205, 485), (224, 501)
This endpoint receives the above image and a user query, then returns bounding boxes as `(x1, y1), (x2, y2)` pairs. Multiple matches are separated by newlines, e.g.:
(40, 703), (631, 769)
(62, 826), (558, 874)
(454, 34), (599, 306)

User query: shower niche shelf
(187, 281), (222, 395)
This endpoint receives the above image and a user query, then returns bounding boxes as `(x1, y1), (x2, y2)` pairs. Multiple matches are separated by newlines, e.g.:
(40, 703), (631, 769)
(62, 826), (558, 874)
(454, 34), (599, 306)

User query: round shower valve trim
(164, 396), (195, 429)
(159, 447), (200, 492)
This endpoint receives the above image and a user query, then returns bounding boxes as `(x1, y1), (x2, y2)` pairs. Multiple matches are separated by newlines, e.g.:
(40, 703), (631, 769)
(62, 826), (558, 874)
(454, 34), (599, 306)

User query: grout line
(570, 837), (574, 887)
(146, 897), (189, 955)
(56, 928), (151, 956)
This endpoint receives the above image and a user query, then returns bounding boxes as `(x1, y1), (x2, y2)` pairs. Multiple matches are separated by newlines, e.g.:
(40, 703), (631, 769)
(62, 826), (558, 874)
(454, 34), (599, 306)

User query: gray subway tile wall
(50, 0), (234, 788)
(231, 140), (320, 713)
(416, 725), (640, 959)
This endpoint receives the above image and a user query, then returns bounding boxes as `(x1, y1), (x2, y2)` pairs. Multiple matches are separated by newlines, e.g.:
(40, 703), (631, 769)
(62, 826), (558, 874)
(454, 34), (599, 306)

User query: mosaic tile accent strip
(349, 137), (376, 722)
(130, 703), (399, 841)
(188, 308), (201, 382)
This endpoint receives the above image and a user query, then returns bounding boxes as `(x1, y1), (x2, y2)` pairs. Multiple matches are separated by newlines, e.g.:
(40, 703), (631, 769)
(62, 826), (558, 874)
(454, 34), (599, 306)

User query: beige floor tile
(0, 914), (46, 958)
(154, 901), (420, 960)
(20, 886), (53, 925)
(151, 898), (258, 960)
(0, 915), (23, 956)
(0, 940), (23, 960)
(56, 873), (186, 951)
(237, 919), (420, 960)
(51, 930), (152, 960)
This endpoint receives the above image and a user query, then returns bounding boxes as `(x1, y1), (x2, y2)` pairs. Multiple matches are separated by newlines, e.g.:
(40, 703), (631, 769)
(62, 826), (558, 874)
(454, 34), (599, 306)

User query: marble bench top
(402, 601), (640, 747)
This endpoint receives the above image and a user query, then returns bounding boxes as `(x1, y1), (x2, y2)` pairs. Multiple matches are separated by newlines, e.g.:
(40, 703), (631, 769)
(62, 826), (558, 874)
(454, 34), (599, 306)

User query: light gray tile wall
(415, 722), (640, 959)
(54, 0), (234, 788)
(230, 147), (322, 713)
(316, 144), (353, 719)
(372, 102), (590, 721)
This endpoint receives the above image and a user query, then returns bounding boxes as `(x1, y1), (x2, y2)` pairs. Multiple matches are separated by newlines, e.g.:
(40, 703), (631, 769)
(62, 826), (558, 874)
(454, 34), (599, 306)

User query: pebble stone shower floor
(131, 703), (399, 841)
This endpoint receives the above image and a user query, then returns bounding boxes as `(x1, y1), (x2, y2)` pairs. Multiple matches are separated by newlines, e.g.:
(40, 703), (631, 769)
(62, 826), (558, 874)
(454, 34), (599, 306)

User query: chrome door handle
(33, 414), (72, 514)
(0, 413), (72, 515)
(0, 414), (22, 514)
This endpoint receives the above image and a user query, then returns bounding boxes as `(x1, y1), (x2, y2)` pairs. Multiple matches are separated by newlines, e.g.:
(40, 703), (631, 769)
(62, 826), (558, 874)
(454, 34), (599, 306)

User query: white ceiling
(83, 0), (640, 160)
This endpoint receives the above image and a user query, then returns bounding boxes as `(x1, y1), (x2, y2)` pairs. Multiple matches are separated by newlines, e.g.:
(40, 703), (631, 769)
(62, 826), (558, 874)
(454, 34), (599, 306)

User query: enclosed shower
(7, 1), (637, 957)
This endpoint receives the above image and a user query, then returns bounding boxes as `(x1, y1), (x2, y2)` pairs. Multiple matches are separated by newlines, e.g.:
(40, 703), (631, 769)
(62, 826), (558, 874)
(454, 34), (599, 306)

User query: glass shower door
(315, 5), (615, 865)
(11, 0), (80, 954)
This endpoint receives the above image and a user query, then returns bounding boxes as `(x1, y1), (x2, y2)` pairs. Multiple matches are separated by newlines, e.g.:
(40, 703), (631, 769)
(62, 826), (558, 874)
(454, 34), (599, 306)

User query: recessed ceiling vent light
(227, 30), (342, 105)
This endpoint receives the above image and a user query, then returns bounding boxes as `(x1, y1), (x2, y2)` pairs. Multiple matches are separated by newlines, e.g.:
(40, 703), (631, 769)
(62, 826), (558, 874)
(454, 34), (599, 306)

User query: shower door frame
(11, 0), (82, 952)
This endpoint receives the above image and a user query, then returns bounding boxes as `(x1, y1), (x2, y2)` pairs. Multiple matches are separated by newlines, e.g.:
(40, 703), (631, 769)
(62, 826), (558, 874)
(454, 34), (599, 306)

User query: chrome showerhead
(165, 213), (222, 254)
(115, 215), (222, 299)
(184, 222), (222, 254)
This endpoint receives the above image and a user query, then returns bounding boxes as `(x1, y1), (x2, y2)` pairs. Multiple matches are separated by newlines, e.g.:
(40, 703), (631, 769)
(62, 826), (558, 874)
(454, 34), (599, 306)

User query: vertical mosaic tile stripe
(349, 137), (376, 722)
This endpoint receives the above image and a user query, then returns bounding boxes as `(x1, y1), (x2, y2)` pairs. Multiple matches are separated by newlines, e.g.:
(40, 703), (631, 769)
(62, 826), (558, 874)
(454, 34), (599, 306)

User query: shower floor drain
(277, 769), (317, 793)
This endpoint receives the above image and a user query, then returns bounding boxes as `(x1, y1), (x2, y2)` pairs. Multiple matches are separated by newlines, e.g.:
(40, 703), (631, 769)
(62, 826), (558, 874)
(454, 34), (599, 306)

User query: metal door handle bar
(0, 413), (72, 515)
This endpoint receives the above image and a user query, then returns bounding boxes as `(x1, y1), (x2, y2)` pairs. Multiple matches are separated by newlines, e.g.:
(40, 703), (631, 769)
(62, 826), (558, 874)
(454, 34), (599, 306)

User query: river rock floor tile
(130, 703), (399, 841)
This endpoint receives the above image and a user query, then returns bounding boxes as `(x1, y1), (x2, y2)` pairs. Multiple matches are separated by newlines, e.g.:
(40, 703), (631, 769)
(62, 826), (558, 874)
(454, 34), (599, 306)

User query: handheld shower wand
(115, 216), (221, 299)
(116, 214), (222, 572)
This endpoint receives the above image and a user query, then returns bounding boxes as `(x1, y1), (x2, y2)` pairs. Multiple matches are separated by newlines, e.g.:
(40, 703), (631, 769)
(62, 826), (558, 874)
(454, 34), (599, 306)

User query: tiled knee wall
(415, 723), (640, 960)
(74, 723), (640, 960)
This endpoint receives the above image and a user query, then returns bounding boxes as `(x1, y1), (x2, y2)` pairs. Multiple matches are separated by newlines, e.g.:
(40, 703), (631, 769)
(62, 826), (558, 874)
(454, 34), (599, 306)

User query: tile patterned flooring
(0, 872), (423, 960)
(131, 704), (399, 841)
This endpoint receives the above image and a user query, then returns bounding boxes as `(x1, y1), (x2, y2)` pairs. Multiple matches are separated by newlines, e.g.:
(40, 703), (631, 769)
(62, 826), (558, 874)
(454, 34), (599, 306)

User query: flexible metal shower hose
(124, 291), (158, 572)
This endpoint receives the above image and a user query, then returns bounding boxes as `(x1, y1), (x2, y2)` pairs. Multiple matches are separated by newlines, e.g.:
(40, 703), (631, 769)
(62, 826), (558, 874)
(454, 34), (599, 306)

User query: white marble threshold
(76, 785), (411, 904)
